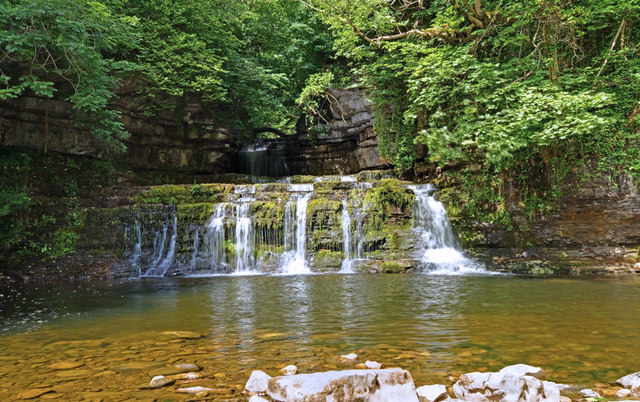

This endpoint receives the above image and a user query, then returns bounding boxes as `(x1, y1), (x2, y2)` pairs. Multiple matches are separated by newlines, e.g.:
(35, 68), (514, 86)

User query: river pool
(1, 273), (639, 400)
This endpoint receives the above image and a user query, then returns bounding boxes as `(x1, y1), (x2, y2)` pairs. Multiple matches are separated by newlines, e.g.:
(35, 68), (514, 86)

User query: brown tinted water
(1, 274), (639, 400)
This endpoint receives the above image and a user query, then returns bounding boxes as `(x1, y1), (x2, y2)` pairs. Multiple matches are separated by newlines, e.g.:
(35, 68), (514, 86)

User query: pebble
(162, 331), (203, 339)
(279, 365), (298, 376)
(48, 361), (84, 370)
(176, 386), (214, 394)
(170, 372), (202, 381)
(580, 389), (601, 398)
(340, 353), (358, 362)
(365, 361), (383, 369)
(617, 388), (632, 397)
(147, 375), (174, 388)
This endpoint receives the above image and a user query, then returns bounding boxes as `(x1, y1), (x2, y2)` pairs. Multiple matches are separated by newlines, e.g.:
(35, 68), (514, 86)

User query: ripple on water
(0, 274), (639, 400)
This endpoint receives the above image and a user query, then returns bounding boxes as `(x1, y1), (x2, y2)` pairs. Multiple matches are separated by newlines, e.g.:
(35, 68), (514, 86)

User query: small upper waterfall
(143, 212), (178, 277)
(409, 184), (483, 274)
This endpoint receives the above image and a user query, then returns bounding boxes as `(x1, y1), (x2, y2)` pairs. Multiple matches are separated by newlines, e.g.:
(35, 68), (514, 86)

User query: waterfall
(190, 228), (199, 270)
(235, 202), (255, 272)
(206, 203), (228, 272)
(143, 212), (178, 277)
(131, 220), (142, 277)
(409, 184), (483, 274)
(340, 199), (354, 273)
(281, 184), (313, 274)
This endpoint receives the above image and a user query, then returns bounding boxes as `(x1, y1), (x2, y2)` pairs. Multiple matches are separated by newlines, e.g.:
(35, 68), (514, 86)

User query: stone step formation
(123, 174), (484, 277)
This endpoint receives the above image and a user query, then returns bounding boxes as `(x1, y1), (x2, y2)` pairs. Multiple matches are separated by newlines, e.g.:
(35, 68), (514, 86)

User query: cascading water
(130, 175), (482, 277)
(281, 184), (314, 274)
(206, 203), (228, 272)
(409, 184), (483, 274)
(340, 199), (354, 273)
(143, 212), (178, 277)
(235, 202), (255, 272)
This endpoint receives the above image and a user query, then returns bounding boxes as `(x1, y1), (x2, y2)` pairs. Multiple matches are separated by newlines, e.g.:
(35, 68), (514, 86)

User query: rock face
(0, 86), (383, 176)
(267, 368), (419, 402)
(453, 371), (559, 402)
(283, 88), (387, 175)
(0, 84), (236, 172)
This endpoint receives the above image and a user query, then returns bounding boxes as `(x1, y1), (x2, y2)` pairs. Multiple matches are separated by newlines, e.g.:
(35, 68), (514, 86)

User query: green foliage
(0, 0), (135, 149)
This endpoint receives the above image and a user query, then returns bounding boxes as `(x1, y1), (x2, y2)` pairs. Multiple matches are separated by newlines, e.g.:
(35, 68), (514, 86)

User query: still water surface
(1, 274), (639, 399)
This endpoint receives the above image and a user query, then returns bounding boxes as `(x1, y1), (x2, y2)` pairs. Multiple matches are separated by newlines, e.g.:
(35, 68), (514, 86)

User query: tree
(0, 0), (136, 150)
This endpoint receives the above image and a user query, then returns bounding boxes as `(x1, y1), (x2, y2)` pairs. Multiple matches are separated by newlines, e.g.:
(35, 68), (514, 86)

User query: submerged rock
(416, 384), (448, 402)
(267, 368), (418, 402)
(149, 363), (199, 376)
(170, 372), (201, 381)
(146, 375), (174, 389)
(279, 365), (298, 376)
(244, 370), (272, 395)
(453, 371), (559, 402)
(618, 371), (640, 391)
(48, 361), (84, 370)
(17, 388), (54, 400)
(161, 331), (203, 339)
(176, 386), (214, 394)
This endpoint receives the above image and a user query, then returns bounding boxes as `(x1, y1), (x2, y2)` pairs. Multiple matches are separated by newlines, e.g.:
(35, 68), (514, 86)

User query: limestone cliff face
(0, 86), (385, 175)
(283, 88), (388, 175)
(0, 80), (237, 172)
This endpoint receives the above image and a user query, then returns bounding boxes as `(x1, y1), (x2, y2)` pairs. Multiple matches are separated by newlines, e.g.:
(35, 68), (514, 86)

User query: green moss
(379, 260), (414, 274)
(177, 203), (215, 223)
(137, 183), (233, 204)
(363, 179), (414, 233)
(250, 201), (285, 231)
(307, 198), (342, 231)
(312, 249), (344, 271)
(290, 175), (316, 184)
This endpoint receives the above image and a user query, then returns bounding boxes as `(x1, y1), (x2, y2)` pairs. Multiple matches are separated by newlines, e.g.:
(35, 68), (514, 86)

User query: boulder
(267, 368), (418, 402)
(616, 388), (632, 398)
(453, 371), (559, 402)
(244, 370), (272, 395)
(249, 396), (270, 402)
(618, 371), (640, 391)
(416, 384), (448, 402)
(365, 361), (383, 370)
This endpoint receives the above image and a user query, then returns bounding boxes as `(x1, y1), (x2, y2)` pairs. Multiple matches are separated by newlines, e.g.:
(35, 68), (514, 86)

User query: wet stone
(48, 361), (84, 370)
(162, 331), (203, 339)
(176, 386), (214, 394)
(142, 375), (175, 389)
(17, 388), (54, 400)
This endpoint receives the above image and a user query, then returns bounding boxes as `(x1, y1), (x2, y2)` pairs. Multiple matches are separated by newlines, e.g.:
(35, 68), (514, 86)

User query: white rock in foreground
(365, 360), (383, 369)
(453, 371), (559, 402)
(267, 368), (418, 402)
(279, 365), (298, 376)
(416, 384), (448, 402)
(249, 396), (269, 402)
(499, 364), (546, 379)
(617, 388), (632, 398)
(618, 371), (640, 391)
(244, 370), (272, 395)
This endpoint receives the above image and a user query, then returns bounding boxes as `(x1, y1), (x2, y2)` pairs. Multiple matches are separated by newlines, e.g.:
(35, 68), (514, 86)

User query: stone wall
(0, 85), (386, 176)
(0, 80), (237, 172)
(283, 88), (389, 175)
